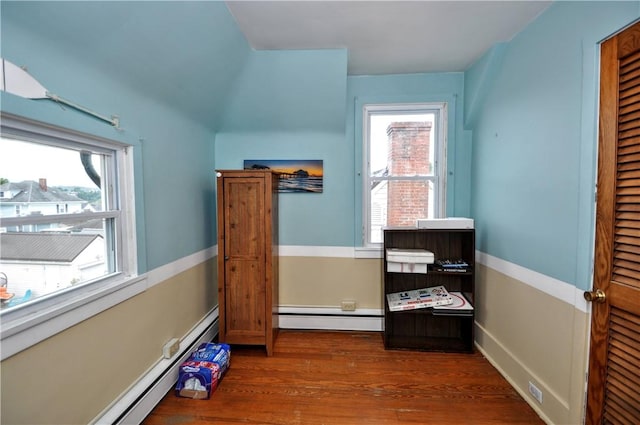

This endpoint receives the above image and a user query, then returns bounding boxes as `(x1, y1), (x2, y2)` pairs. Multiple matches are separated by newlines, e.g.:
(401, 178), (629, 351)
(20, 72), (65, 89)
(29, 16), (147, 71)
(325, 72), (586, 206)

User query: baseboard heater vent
(278, 307), (383, 332)
(93, 309), (218, 425)
(94, 306), (382, 424)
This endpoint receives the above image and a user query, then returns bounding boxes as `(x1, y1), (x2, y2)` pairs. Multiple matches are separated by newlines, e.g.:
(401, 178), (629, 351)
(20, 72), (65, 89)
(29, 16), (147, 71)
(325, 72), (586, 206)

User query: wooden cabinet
(216, 170), (279, 356)
(383, 228), (475, 353)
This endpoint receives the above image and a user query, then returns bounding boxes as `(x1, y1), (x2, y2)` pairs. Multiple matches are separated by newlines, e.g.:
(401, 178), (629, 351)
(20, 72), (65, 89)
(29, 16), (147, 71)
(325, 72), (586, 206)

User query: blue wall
(0, 2), (251, 271)
(217, 56), (471, 247)
(466, 1), (640, 288)
(220, 49), (348, 133)
(348, 72), (470, 246)
(216, 131), (352, 246)
(8, 0), (636, 277)
(1, 1), (250, 130)
(215, 48), (352, 246)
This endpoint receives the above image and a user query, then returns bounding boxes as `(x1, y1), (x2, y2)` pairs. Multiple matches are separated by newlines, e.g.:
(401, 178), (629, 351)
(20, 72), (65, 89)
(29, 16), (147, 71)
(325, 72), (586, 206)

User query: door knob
(583, 289), (606, 303)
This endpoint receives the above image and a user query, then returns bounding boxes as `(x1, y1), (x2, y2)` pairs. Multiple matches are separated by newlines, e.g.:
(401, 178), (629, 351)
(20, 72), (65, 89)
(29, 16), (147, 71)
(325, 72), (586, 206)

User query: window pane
(0, 138), (104, 217)
(0, 218), (112, 310)
(364, 103), (445, 247)
(369, 179), (435, 243)
(0, 137), (113, 309)
(369, 113), (435, 177)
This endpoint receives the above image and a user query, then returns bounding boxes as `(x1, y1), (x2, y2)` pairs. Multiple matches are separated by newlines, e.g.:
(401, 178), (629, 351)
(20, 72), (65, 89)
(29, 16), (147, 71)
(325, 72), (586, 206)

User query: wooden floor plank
(142, 330), (544, 425)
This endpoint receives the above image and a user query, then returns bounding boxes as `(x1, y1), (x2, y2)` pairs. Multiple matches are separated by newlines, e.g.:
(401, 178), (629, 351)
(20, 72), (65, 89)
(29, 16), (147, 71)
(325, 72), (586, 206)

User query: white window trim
(354, 246), (384, 259)
(361, 102), (448, 248)
(0, 113), (139, 360)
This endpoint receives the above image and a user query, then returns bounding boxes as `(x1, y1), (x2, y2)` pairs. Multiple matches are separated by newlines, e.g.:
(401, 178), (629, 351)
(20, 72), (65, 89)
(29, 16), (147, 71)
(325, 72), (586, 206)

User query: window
(0, 115), (137, 315)
(363, 103), (447, 246)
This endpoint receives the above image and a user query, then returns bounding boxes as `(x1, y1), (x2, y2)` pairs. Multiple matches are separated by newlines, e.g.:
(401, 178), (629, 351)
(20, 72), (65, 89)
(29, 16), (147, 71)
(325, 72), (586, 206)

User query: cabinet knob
(224, 256), (229, 261)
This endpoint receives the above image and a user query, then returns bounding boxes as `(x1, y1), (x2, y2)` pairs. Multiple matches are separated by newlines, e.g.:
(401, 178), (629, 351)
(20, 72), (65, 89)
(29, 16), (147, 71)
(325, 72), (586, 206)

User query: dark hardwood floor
(143, 330), (544, 425)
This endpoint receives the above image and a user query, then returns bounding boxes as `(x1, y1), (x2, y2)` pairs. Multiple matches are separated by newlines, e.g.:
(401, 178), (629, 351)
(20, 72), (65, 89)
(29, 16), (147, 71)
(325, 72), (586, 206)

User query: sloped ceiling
(227, 1), (551, 75)
(1, 1), (250, 130)
(1, 1), (550, 130)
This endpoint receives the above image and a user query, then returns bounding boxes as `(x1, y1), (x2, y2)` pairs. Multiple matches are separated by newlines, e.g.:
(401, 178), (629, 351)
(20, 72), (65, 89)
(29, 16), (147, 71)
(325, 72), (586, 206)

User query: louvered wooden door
(587, 20), (640, 425)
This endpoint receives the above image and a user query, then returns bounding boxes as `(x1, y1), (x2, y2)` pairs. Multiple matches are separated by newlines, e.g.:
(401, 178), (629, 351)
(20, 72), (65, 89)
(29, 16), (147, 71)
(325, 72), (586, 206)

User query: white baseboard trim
(92, 308), (219, 425)
(278, 306), (383, 331)
(475, 322), (557, 425)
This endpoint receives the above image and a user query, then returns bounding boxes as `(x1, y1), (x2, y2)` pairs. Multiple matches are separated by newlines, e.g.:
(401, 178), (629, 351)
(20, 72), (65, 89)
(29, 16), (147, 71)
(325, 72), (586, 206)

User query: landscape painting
(244, 160), (323, 193)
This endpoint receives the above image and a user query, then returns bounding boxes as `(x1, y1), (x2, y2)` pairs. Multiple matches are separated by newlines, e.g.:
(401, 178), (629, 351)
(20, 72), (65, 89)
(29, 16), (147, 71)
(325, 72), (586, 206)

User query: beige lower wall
(475, 263), (590, 425)
(280, 256), (591, 425)
(0, 258), (216, 425)
(1, 254), (590, 425)
(279, 256), (382, 308)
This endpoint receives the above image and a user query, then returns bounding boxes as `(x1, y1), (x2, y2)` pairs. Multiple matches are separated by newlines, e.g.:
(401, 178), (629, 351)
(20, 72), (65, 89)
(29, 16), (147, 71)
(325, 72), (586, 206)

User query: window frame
(361, 102), (448, 248)
(0, 113), (141, 360)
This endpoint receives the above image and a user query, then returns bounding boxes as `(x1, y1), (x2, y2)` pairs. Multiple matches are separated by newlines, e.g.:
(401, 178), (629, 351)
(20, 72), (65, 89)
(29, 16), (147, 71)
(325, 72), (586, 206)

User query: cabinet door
(222, 176), (266, 344)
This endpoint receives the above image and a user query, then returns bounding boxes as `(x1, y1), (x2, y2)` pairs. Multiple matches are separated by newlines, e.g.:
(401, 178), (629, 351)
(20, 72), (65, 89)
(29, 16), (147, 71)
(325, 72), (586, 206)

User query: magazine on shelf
(432, 292), (474, 314)
(386, 285), (453, 312)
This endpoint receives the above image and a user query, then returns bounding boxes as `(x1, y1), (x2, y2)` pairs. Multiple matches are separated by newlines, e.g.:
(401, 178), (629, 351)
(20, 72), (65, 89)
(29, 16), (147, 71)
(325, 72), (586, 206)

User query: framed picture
(244, 159), (323, 193)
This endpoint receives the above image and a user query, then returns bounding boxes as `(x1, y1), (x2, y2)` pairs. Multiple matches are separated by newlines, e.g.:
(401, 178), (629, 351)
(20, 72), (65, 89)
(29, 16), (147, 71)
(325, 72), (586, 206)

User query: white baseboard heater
(93, 306), (383, 424)
(278, 307), (383, 331)
(92, 309), (218, 425)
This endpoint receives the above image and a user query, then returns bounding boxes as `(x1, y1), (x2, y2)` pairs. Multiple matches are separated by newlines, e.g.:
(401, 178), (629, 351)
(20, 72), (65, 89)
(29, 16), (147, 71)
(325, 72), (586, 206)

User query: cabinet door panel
(225, 259), (266, 338)
(224, 178), (265, 258)
(223, 177), (266, 341)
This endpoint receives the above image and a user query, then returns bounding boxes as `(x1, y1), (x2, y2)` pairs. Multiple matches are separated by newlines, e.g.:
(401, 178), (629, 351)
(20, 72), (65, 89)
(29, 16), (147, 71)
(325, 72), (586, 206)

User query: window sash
(0, 114), (136, 312)
(362, 103), (447, 247)
(1, 210), (120, 227)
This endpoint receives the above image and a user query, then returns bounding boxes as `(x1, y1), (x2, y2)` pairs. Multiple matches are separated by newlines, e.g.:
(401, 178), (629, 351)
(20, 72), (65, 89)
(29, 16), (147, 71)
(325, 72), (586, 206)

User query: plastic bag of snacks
(175, 342), (230, 399)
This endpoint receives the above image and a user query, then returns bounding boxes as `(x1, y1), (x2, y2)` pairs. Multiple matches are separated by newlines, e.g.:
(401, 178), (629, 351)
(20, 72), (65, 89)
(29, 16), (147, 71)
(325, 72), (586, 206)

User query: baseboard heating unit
(92, 309), (218, 425)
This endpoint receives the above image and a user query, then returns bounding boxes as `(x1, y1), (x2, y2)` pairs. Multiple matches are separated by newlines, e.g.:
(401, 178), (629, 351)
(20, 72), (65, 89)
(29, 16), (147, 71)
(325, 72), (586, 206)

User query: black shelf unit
(383, 227), (475, 353)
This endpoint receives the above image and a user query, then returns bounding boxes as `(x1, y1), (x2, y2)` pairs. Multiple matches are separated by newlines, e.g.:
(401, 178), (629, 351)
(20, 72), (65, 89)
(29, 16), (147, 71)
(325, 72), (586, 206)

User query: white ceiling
(226, 1), (551, 75)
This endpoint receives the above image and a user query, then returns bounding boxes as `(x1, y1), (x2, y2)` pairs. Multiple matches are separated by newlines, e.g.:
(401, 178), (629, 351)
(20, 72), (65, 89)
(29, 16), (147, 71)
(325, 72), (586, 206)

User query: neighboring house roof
(0, 232), (102, 262)
(0, 180), (84, 203)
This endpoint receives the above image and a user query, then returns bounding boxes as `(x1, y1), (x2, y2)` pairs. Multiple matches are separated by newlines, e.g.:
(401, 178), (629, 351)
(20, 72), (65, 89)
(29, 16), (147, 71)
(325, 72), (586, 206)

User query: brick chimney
(387, 122), (431, 226)
(39, 178), (47, 192)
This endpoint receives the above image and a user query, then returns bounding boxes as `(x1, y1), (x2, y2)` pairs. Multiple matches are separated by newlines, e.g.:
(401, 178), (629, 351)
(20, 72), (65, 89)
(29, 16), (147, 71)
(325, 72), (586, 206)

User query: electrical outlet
(163, 338), (180, 359)
(341, 300), (357, 311)
(528, 381), (543, 404)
